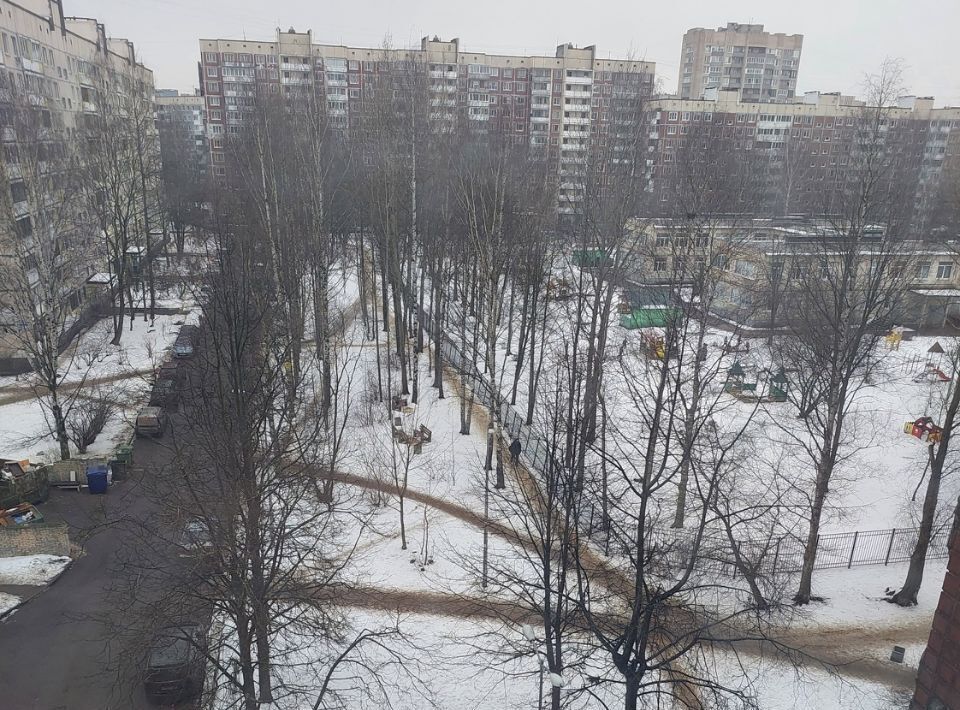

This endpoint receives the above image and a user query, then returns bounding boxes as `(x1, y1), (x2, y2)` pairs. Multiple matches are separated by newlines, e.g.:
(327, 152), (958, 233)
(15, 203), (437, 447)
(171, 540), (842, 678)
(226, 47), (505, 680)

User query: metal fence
(414, 292), (951, 577)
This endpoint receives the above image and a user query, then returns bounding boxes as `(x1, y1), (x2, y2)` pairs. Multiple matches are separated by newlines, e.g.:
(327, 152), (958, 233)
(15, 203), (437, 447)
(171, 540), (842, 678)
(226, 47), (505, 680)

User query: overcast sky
(69, 0), (959, 105)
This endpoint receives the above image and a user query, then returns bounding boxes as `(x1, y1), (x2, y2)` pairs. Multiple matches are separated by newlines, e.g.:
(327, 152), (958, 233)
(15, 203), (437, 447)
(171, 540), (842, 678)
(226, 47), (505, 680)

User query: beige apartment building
(198, 30), (655, 214)
(0, 0), (155, 370)
(678, 22), (803, 102)
(647, 90), (960, 238)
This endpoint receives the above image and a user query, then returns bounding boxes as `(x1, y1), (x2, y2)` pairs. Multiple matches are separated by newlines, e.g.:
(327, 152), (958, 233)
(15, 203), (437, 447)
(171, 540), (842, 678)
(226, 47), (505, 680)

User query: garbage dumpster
(115, 444), (134, 466)
(86, 464), (109, 494)
(109, 456), (126, 480)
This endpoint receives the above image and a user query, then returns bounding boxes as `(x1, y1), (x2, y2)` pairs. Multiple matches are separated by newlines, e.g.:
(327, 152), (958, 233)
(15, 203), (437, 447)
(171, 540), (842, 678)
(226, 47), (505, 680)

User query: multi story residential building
(0, 0), (154, 370)
(626, 217), (960, 330)
(647, 90), (960, 238)
(155, 91), (208, 176)
(196, 30), (655, 213)
(678, 23), (803, 103)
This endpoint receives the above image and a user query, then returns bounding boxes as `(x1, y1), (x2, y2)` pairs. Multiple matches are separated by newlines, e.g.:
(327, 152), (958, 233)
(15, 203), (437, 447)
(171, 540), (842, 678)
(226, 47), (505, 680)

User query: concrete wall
(0, 523), (70, 557)
(912, 530), (960, 709)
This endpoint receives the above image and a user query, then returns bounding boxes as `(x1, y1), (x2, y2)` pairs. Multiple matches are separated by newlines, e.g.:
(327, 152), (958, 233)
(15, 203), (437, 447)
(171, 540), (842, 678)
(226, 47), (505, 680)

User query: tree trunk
(795, 465), (829, 604)
(49, 390), (70, 461)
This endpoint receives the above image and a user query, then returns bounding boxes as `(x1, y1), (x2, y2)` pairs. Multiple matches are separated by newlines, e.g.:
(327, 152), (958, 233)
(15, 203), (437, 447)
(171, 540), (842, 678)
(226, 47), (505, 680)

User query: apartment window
(503, 82), (513, 92)
(667, 126), (677, 135)
(654, 257), (667, 272)
(210, 110), (222, 120)
(668, 111), (678, 121)
(348, 60), (359, 70)
(205, 81), (220, 93)
(206, 66), (218, 78)
(503, 68), (513, 79)
(937, 262), (953, 280)
(704, 112), (712, 122)
(655, 233), (669, 247)
(10, 181), (26, 203)
(681, 112), (690, 121)
(203, 52), (218, 62)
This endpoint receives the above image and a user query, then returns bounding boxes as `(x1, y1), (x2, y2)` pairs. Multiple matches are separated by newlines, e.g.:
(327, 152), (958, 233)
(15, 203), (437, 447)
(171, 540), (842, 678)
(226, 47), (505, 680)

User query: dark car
(144, 624), (207, 704)
(173, 325), (198, 358)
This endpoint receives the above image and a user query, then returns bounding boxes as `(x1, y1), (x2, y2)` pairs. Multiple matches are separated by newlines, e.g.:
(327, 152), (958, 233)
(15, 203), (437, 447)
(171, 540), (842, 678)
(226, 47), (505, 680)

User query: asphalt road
(0, 433), (188, 710)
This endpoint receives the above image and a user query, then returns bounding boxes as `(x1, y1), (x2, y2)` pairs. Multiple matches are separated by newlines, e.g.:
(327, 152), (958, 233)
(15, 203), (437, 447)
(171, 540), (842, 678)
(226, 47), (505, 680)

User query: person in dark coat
(509, 438), (522, 464)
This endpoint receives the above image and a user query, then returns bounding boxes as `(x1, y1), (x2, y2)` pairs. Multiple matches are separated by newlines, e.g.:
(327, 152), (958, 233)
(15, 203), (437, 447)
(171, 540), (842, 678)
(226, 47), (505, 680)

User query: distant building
(647, 90), (960, 238)
(678, 23), (803, 102)
(155, 92), (208, 176)
(913, 528), (960, 710)
(197, 30), (656, 214)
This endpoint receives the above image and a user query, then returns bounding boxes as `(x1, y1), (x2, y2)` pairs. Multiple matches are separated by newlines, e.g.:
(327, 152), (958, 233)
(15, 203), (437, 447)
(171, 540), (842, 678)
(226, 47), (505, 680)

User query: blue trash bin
(86, 464), (109, 494)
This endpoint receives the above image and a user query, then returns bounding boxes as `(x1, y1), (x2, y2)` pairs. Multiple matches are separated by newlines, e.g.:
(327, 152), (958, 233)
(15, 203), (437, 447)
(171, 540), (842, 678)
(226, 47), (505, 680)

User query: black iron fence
(414, 293), (951, 577)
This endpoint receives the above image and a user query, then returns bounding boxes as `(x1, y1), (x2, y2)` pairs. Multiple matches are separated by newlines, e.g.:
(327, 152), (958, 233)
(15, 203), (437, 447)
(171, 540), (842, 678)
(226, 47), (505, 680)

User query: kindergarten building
(624, 217), (960, 331)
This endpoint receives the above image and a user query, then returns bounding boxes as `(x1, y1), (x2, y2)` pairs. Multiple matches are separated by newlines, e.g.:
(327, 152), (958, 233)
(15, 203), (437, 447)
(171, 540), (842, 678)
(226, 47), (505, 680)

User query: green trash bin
(116, 444), (134, 466)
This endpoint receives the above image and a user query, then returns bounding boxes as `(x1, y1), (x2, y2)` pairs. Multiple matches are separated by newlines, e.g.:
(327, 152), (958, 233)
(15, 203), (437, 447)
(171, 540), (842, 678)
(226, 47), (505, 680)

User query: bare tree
(779, 60), (918, 605)
(891, 342), (960, 605)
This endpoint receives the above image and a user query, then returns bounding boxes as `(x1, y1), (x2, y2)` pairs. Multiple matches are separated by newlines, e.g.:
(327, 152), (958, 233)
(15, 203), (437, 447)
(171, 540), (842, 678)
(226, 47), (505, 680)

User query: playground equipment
(912, 362), (951, 383)
(904, 416), (943, 443)
(640, 331), (668, 360)
(885, 328), (903, 350)
(724, 362), (790, 403)
(572, 249), (610, 269)
(546, 277), (573, 300)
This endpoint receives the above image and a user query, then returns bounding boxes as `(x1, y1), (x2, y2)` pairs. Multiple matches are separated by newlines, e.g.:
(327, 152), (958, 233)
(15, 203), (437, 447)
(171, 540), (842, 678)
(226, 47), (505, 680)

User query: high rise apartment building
(155, 91), (208, 176)
(678, 23), (803, 103)
(197, 30), (655, 212)
(0, 0), (154, 368)
(647, 89), (960, 236)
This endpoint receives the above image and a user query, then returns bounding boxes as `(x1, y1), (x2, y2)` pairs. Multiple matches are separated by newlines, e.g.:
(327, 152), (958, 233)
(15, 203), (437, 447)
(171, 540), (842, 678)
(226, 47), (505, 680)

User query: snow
(0, 554), (71, 586)
(0, 592), (18, 616)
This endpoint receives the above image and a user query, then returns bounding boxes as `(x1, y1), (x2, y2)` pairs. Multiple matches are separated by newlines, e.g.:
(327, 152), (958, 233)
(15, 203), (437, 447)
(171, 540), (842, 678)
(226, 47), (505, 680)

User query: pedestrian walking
(509, 437), (522, 464)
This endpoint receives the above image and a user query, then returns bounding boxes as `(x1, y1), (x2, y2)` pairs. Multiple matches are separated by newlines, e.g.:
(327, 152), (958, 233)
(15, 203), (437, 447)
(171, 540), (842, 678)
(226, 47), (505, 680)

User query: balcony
(82, 100), (97, 113)
(429, 70), (458, 79)
(564, 75), (591, 85)
(563, 102), (590, 113)
(281, 76), (311, 86)
(19, 57), (42, 73)
(564, 89), (591, 100)
(280, 62), (311, 72)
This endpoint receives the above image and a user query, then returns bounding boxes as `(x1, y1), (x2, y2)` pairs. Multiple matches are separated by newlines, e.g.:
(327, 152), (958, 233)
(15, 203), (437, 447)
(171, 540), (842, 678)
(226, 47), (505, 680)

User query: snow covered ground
(0, 311), (197, 462)
(0, 554), (71, 586)
(0, 592), (18, 616)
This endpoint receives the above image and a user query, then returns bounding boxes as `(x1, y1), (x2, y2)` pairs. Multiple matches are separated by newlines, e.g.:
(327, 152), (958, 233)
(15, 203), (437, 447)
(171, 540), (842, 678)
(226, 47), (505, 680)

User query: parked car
(143, 624), (207, 704)
(173, 325), (198, 358)
(149, 377), (180, 409)
(135, 407), (168, 437)
(177, 519), (213, 556)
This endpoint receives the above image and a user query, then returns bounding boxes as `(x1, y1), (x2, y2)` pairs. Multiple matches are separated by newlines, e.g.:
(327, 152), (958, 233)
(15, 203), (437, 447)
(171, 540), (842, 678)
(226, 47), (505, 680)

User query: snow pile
(0, 591), (18, 616)
(0, 554), (71, 586)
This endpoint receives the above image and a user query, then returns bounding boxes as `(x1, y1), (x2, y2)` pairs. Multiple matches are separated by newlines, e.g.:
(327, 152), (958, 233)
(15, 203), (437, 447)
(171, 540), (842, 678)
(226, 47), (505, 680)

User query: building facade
(912, 527), (960, 710)
(0, 0), (154, 368)
(155, 91), (207, 176)
(196, 31), (656, 213)
(678, 23), (803, 103)
(647, 90), (960, 238)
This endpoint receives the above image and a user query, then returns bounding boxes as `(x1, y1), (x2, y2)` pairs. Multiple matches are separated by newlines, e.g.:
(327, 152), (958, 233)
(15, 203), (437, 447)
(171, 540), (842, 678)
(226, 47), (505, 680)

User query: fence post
(885, 528), (896, 565)
(772, 537), (782, 577)
(847, 530), (859, 569)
